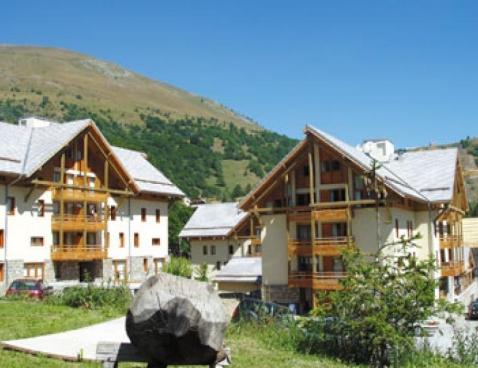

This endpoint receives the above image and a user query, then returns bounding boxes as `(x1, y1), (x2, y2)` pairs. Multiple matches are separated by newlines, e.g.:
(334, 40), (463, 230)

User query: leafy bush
(47, 284), (131, 314)
(447, 327), (478, 365)
(195, 262), (209, 282)
(163, 256), (193, 278)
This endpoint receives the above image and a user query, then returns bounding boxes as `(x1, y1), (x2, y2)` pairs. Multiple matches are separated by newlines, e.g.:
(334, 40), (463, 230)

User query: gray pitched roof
(214, 257), (262, 283)
(179, 202), (248, 238)
(0, 120), (183, 197)
(306, 125), (457, 203)
(112, 146), (184, 197)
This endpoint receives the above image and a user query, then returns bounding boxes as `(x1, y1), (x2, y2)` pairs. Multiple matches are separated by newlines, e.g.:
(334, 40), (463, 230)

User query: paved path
(1, 317), (128, 361)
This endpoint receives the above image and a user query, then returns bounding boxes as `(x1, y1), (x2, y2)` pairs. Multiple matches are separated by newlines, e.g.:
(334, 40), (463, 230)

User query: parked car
(231, 297), (293, 321)
(468, 299), (478, 320)
(5, 279), (53, 299)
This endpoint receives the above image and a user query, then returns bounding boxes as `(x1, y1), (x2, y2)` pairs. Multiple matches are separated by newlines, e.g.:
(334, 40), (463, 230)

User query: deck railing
(288, 236), (353, 256)
(51, 245), (107, 261)
(288, 271), (347, 290)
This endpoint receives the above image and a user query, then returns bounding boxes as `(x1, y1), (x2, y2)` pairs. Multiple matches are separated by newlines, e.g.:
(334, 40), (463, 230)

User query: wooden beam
(87, 132), (132, 191)
(60, 152), (65, 248)
(31, 179), (133, 196)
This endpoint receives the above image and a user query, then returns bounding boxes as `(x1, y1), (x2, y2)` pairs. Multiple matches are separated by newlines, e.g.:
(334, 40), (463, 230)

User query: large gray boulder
(126, 273), (228, 367)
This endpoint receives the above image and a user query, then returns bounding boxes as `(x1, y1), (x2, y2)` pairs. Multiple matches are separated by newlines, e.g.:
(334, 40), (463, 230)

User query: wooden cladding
(441, 261), (465, 277)
(288, 237), (353, 257)
(313, 209), (349, 222)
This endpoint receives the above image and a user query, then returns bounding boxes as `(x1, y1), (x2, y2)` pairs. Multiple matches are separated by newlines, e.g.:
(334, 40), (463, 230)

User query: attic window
(303, 165), (309, 177)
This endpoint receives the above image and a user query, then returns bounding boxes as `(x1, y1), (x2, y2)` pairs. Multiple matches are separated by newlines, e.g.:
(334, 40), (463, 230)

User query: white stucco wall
(107, 197), (169, 261)
(261, 214), (288, 286)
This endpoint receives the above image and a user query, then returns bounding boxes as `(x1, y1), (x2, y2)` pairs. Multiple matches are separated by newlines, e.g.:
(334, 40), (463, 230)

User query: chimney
(18, 116), (54, 128)
(357, 139), (395, 163)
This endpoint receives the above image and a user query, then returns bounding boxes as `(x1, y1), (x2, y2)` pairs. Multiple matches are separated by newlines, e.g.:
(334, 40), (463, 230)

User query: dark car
(468, 300), (478, 320)
(5, 279), (52, 299)
(232, 297), (293, 322)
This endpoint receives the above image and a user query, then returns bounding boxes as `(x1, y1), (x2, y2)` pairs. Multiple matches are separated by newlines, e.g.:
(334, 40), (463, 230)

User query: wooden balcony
(288, 271), (346, 291)
(52, 188), (108, 203)
(313, 208), (349, 222)
(51, 214), (105, 232)
(51, 245), (108, 261)
(439, 236), (463, 249)
(289, 236), (353, 256)
(441, 261), (465, 277)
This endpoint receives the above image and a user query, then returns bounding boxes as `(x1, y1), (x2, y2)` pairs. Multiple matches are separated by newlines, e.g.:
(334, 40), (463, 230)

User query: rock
(126, 273), (228, 367)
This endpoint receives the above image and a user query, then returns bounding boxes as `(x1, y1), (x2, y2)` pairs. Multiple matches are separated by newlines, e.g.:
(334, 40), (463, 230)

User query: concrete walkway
(1, 317), (128, 361)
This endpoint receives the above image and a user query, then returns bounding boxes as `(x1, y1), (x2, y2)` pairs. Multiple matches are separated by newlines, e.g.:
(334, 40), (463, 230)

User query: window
(321, 160), (341, 172)
(141, 208), (147, 222)
(30, 237), (44, 246)
(53, 202), (60, 215)
(407, 221), (413, 238)
(152, 238), (161, 246)
(211, 245), (216, 255)
(134, 233), (139, 247)
(87, 232), (97, 245)
(38, 200), (45, 217)
(0, 229), (3, 248)
(53, 170), (61, 183)
(156, 209), (161, 223)
(296, 193), (309, 206)
(88, 177), (95, 188)
(0, 263), (4, 282)
(395, 219), (400, 238)
(24, 263), (44, 279)
(297, 224), (311, 242)
(119, 232), (125, 248)
(303, 165), (310, 177)
(228, 245), (234, 255)
(330, 189), (346, 202)
(105, 232), (110, 248)
(216, 261), (221, 271)
(203, 245), (208, 255)
(110, 206), (117, 221)
(75, 149), (82, 161)
(143, 258), (149, 273)
(7, 197), (15, 215)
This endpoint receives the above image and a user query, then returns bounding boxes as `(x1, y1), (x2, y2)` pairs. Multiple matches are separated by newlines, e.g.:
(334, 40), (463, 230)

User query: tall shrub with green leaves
(163, 256), (193, 278)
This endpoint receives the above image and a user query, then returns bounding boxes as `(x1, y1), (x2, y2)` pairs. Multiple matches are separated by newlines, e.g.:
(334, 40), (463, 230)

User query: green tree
(168, 201), (194, 256)
(231, 184), (244, 199)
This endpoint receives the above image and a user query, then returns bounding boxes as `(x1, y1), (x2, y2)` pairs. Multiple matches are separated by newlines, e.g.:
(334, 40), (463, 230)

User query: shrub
(163, 256), (193, 278)
(195, 262), (209, 282)
(447, 327), (478, 365)
(48, 284), (131, 314)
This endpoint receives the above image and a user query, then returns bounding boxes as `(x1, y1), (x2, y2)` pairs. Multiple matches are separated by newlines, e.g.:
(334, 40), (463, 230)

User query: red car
(5, 279), (52, 299)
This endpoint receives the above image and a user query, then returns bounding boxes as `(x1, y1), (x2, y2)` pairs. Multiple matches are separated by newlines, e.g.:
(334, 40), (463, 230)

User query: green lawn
(0, 299), (473, 368)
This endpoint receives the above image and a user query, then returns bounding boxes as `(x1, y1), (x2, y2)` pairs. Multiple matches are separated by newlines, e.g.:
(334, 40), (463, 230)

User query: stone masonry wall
(262, 284), (300, 305)
(129, 256), (152, 282)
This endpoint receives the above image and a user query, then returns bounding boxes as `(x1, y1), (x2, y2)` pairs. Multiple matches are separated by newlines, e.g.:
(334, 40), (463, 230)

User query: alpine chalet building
(239, 125), (476, 313)
(0, 117), (184, 292)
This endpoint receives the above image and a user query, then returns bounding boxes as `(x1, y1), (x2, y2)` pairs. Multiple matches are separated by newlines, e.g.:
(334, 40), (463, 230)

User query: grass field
(0, 299), (473, 368)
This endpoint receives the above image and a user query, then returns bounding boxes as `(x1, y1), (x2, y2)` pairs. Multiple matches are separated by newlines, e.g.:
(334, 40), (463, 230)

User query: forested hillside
(0, 99), (297, 200)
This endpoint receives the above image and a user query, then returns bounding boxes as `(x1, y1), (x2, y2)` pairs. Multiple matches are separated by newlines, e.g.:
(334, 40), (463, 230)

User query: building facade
(179, 202), (261, 278)
(0, 117), (183, 292)
(239, 125), (476, 313)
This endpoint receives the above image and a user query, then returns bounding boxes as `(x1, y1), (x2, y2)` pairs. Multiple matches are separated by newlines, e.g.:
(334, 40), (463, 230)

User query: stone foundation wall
(262, 284), (300, 305)
(44, 260), (55, 283)
(102, 259), (113, 284)
(129, 256), (151, 282)
(0, 260), (23, 294)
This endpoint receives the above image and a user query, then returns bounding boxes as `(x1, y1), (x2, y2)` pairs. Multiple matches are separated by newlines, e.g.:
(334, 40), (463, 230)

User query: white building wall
(5, 186), (53, 262)
(261, 214), (288, 286)
(107, 197), (169, 265)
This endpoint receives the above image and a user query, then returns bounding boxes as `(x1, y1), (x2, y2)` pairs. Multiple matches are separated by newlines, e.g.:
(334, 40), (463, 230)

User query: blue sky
(2, 1), (477, 147)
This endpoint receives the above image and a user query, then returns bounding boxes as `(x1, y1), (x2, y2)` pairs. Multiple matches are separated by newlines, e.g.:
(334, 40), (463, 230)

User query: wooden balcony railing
(288, 236), (353, 256)
(441, 261), (465, 277)
(439, 235), (463, 249)
(52, 188), (108, 203)
(288, 271), (346, 290)
(51, 214), (105, 232)
(51, 245), (107, 261)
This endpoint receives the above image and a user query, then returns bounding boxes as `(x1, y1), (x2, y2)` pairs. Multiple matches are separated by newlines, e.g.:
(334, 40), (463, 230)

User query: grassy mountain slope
(0, 46), (297, 200)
